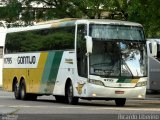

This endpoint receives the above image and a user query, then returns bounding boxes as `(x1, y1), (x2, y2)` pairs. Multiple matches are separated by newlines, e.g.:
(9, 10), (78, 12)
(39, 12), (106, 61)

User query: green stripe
(117, 78), (132, 83)
(40, 51), (63, 93)
(41, 52), (55, 84)
(48, 51), (63, 84)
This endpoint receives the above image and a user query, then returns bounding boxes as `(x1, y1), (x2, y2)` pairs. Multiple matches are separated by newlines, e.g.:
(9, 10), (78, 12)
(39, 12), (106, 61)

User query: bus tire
(19, 80), (28, 100)
(66, 81), (79, 105)
(115, 98), (126, 107)
(13, 82), (20, 100)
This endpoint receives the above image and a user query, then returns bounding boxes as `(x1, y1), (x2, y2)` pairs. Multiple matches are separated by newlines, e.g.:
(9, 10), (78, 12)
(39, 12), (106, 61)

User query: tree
(0, 0), (159, 37)
(0, 0), (22, 23)
(127, 0), (160, 37)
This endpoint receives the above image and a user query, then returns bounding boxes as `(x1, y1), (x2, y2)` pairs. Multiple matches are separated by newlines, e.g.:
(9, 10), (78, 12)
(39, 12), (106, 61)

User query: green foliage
(0, 0), (159, 37)
(0, 0), (22, 22)
(127, 0), (160, 37)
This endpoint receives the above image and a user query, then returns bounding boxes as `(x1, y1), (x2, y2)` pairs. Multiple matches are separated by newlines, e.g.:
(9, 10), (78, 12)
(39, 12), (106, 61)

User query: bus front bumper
(81, 84), (146, 99)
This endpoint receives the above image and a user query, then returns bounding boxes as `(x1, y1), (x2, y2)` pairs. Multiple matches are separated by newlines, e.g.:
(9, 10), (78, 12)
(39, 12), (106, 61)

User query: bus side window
(77, 25), (87, 77)
(5, 26), (75, 54)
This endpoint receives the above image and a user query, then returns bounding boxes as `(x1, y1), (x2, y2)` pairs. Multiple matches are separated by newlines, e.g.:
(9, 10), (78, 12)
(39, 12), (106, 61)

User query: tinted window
(5, 26), (75, 53)
(77, 24), (87, 77)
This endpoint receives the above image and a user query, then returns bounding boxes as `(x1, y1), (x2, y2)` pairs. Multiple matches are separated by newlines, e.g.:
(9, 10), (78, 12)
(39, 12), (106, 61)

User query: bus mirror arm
(85, 52), (89, 56)
(85, 36), (93, 55)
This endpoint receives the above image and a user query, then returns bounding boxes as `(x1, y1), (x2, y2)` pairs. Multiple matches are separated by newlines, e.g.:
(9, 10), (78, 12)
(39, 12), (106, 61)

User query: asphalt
(0, 107), (18, 115)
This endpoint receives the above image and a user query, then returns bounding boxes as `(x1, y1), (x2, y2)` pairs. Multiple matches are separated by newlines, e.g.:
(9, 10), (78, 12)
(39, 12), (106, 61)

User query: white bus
(147, 38), (160, 92)
(0, 21), (7, 86)
(3, 18), (147, 106)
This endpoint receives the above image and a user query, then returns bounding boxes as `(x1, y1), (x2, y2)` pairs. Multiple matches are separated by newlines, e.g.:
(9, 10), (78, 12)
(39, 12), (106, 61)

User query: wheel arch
(64, 77), (79, 104)
(19, 77), (25, 85)
(65, 78), (72, 94)
(12, 76), (26, 92)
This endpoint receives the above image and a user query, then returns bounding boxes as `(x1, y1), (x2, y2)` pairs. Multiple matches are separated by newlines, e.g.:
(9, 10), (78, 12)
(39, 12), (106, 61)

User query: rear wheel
(19, 80), (27, 100)
(66, 81), (79, 105)
(13, 82), (20, 100)
(115, 98), (126, 107)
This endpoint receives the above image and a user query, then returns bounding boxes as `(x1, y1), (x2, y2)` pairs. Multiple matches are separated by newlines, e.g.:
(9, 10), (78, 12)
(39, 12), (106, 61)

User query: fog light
(138, 95), (143, 98)
(92, 93), (96, 97)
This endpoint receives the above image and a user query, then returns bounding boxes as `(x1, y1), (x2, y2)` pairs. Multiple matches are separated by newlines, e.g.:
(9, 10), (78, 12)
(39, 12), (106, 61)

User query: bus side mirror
(151, 42), (157, 57)
(85, 36), (93, 55)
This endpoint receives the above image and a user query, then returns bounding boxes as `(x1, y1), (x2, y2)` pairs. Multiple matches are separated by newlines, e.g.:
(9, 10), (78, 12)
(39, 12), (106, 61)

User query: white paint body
(0, 27), (6, 86)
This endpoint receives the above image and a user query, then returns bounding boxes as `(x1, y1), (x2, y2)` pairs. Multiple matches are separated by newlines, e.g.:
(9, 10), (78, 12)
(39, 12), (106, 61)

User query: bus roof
(147, 38), (160, 43)
(77, 19), (142, 27)
(7, 18), (143, 33)
(37, 18), (142, 27)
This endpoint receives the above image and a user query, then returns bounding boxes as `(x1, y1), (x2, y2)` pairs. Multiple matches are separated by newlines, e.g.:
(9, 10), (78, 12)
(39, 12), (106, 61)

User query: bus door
(76, 24), (88, 95)
(147, 40), (160, 91)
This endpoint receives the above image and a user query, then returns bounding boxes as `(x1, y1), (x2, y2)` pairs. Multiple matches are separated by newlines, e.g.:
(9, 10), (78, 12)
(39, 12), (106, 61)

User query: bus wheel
(13, 82), (20, 100)
(66, 81), (79, 105)
(115, 98), (126, 107)
(19, 81), (27, 100)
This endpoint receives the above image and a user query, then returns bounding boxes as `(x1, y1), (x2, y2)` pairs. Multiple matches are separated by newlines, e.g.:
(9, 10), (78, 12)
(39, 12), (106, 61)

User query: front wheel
(66, 81), (79, 105)
(115, 98), (126, 107)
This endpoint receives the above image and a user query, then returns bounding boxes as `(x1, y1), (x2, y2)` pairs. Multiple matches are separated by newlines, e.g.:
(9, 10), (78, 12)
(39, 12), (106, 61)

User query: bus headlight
(88, 79), (104, 86)
(135, 81), (147, 87)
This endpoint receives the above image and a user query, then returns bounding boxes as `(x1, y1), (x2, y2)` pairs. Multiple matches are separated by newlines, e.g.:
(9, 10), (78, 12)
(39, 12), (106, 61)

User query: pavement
(0, 107), (18, 115)
(0, 87), (18, 116)
(0, 87), (160, 116)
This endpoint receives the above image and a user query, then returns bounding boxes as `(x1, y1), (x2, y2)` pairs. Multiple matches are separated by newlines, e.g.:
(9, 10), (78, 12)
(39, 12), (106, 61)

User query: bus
(147, 38), (160, 92)
(3, 18), (148, 106)
(0, 21), (7, 86)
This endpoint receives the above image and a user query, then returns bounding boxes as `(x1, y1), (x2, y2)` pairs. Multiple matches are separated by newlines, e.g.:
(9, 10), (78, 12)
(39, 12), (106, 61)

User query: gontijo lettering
(17, 56), (36, 64)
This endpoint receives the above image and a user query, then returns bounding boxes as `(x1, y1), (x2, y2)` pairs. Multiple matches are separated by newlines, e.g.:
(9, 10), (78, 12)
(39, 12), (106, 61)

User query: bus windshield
(89, 24), (147, 78)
